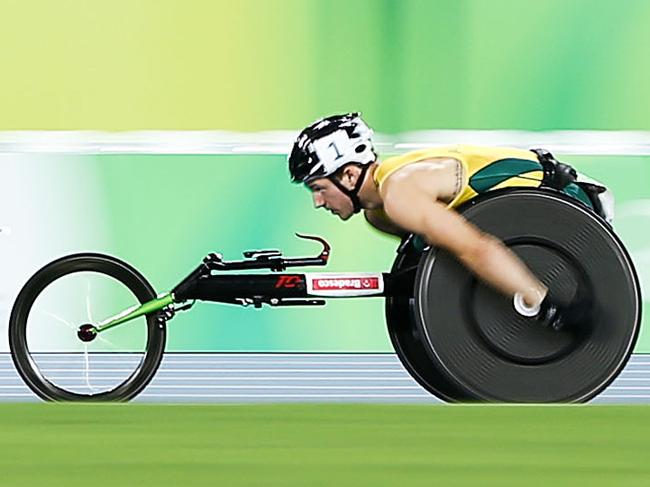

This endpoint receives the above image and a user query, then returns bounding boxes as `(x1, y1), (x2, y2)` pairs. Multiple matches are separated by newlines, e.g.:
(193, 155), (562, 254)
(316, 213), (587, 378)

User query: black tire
(386, 243), (471, 402)
(9, 253), (166, 402)
(413, 188), (641, 403)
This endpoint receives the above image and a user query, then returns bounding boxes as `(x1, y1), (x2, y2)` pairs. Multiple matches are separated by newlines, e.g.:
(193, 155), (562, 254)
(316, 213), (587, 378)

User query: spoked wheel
(413, 189), (641, 403)
(9, 253), (166, 402)
(386, 240), (472, 402)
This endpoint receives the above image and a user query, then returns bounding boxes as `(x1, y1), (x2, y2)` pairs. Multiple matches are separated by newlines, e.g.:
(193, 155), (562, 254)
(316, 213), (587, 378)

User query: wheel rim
(10, 254), (165, 401)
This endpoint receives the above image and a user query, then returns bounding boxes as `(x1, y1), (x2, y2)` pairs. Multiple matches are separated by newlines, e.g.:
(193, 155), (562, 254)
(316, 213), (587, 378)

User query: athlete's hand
(536, 286), (592, 331)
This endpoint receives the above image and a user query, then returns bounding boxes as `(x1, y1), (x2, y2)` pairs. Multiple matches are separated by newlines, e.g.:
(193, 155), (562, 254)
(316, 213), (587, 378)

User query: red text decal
(275, 275), (302, 288)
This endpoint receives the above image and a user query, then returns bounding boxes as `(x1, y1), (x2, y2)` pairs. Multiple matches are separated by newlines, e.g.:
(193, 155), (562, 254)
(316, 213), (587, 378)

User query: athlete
(288, 113), (613, 330)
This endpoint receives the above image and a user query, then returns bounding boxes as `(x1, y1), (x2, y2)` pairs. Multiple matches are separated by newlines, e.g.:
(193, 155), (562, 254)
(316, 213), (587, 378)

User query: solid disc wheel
(9, 253), (166, 402)
(414, 189), (641, 403)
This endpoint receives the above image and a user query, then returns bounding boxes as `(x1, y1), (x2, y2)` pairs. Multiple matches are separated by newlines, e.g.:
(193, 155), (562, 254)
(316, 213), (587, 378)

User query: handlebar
(204, 233), (330, 272)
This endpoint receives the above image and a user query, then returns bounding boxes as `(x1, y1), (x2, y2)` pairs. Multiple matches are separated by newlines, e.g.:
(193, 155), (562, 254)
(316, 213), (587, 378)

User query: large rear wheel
(413, 189), (641, 402)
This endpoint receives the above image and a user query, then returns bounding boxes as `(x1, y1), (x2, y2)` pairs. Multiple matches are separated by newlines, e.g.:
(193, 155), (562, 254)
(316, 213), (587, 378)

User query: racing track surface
(0, 353), (649, 403)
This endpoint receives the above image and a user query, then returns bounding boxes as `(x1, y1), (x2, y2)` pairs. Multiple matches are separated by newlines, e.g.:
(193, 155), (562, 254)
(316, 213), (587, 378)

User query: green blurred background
(0, 0), (648, 352)
(1, 0), (649, 131)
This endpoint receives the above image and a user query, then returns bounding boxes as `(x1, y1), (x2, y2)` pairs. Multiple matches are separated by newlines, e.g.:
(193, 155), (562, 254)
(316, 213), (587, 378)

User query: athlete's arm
(382, 179), (547, 306)
(364, 209), (408, 237)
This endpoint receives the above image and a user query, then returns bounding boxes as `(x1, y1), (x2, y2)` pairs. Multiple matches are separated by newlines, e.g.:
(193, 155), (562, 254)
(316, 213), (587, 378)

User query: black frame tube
(174, 272), (395, 304)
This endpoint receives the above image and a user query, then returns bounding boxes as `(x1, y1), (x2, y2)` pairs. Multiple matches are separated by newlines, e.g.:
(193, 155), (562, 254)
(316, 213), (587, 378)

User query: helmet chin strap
(329, 164), (371, 215)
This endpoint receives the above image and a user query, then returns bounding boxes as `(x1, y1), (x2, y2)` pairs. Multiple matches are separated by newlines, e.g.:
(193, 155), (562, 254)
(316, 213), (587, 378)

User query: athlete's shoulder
(376, 146), (460, 187)
(381, 145), (461, 165)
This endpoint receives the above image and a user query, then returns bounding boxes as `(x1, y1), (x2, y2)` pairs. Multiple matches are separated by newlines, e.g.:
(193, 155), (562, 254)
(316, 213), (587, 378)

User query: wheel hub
(77, 324), (97, 342)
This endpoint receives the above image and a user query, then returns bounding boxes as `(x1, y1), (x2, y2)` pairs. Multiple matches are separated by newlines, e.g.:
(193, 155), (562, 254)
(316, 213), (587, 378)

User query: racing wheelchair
(8, 151), (641, 402)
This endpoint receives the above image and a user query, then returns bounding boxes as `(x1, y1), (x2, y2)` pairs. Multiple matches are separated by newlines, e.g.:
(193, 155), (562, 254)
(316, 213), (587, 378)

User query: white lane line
(33, 385), (424, 390)
(0, 354), (645, 362)
(164, 361), (401, 366)
(6, 370), (650, 377)
(158, 359), (401, 363)
(0, 389), (646, 398)
(0, 352), (650, 358)
(606, 387), (650, 390)
(137, 394), (435, 398)
(622, 363), (650, 366)
(0, 377), (414, 383)
(0, 377), (416, 382)
(3, 357), (645, 363)
(0, 376), (415, 384)
(3, 353), (396, 357)
(599, 395), (650, 399)
(0, 361), (403, 366)
(14, 386), (424, 391)
(611, 378), (650, 382)
(26, 368), (410, 373)
(1, 380), (648, 390)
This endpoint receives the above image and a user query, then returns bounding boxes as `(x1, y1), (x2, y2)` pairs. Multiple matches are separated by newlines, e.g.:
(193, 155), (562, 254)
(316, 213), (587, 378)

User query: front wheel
(9, 253), (166, 401)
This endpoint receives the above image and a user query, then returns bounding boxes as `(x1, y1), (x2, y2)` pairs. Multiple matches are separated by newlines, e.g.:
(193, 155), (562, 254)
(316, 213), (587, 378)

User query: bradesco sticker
(304, 273), (384, 297)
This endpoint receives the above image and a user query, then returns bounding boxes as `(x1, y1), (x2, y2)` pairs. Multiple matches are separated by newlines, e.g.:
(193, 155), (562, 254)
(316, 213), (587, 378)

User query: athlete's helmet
(288, 113), (376, 184)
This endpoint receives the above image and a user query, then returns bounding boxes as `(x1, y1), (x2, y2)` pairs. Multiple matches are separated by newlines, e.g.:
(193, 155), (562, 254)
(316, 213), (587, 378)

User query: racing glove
(536, 287), (592, 332)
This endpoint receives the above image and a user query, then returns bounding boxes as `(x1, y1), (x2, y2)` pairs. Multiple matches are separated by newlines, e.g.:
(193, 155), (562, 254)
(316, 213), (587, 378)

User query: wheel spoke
(83, 344), (98, 393)
(85, 279), (93, 324)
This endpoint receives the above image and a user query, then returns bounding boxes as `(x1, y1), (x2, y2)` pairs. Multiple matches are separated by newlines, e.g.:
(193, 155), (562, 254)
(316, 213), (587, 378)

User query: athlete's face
(307, 177), (355, 220)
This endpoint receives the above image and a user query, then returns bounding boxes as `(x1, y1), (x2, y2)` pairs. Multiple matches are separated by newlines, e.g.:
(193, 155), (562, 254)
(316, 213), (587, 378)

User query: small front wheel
(9, 253), (166, 401)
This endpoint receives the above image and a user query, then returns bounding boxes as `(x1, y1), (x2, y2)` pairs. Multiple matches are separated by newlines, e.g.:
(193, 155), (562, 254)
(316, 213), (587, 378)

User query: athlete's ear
(340, 165), (361, 188)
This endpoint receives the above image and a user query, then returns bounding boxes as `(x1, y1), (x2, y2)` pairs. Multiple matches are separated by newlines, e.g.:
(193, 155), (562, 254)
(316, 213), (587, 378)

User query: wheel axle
(77, 324), (97, 342)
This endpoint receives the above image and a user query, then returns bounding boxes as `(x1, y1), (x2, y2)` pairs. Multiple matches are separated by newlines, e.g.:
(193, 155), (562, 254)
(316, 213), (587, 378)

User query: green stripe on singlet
(468, 158), (543, 193)
(562, 182), (595, 209)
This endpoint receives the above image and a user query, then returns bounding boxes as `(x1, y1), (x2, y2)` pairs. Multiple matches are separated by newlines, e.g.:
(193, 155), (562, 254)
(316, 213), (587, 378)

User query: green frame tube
(94, 293), (174, 334)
